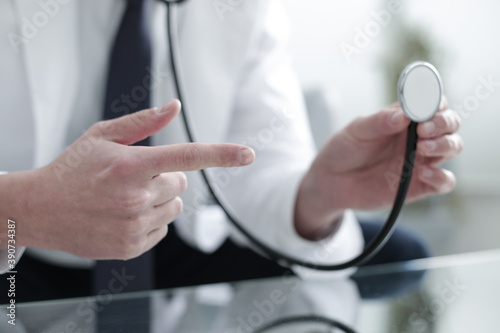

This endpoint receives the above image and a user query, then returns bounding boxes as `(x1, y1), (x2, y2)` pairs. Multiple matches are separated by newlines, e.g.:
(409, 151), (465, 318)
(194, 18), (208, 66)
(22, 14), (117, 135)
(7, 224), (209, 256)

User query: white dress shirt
(0, 0), (363, 277)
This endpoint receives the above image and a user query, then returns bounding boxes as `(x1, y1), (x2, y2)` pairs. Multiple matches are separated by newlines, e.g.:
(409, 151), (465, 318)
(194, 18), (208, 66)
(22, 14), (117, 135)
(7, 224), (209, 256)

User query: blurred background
(281, 0), (500, 258)
(280, 1), (500, 331)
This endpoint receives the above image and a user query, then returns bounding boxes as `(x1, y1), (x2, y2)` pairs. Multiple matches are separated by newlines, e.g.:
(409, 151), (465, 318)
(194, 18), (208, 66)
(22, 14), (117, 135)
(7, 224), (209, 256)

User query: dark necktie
(95, 0), (154, 295)
(94, 1), (155, 331)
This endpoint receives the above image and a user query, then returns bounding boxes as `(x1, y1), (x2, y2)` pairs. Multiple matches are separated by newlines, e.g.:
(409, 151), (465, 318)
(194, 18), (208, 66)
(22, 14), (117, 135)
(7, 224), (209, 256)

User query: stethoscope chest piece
(398, 61), (443, 123)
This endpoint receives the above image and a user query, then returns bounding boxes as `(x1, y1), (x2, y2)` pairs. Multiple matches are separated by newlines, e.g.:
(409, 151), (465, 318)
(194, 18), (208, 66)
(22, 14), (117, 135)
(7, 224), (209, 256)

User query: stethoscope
(162, 0), (443, 271)
(160, 1), (443, 332)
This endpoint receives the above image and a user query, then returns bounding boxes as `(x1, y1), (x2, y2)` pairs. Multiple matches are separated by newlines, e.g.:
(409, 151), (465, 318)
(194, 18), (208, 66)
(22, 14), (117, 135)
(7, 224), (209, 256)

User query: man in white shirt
(0, 0), (462, 303)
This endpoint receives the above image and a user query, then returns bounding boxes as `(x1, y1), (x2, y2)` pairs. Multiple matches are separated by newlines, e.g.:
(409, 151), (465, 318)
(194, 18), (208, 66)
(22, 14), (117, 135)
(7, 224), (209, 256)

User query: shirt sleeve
(0, 171), (27, 274)
(212, 1), (364, 278)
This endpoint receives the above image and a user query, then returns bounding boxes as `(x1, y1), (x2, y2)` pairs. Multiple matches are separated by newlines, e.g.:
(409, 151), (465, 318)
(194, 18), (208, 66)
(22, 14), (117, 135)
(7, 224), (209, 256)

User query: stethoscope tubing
(165, 1), (419, 271)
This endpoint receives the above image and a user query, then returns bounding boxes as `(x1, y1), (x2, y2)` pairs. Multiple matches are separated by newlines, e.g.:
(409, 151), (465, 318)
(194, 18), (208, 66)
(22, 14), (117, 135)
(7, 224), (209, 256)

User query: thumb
(346, 104), (411, 141)
(100, 99), (181, 145)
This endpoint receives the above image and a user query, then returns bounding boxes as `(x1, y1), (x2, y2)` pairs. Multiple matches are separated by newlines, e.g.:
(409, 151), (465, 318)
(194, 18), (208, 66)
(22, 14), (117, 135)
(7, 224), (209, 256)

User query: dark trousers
(0, 221), (429, 304)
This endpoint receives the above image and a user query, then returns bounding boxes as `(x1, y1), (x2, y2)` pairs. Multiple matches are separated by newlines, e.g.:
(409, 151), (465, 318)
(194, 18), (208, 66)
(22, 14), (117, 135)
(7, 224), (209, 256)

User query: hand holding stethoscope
(295, 63), (460, 238)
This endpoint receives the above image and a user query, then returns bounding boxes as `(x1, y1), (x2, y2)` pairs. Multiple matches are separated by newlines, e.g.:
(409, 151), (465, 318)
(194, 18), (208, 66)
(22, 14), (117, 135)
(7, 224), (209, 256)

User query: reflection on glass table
(2, 249), (500, 333)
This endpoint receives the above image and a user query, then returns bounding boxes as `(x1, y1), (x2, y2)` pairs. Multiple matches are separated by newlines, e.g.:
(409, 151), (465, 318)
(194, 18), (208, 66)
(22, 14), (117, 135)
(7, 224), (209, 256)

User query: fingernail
(422, 121), (436, 135)
(238, 148), (255, 165)
(422, 167), (433, 179)
(157, 100), (179, 114)
(425, 140), (436, 152)
(390, 111), (403, 125)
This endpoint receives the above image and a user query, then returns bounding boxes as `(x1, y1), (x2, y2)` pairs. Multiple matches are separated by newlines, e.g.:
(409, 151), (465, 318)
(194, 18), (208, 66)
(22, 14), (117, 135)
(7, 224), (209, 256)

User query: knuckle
(116, 247), (135, 260)
(445, 109), (460, 130)
(217, 145), (235, 167)
(445, 110), (456, 130)
(125, 216), (148, 237)
(447, 137), (457, 151)
(445, 173), (457, 193)
(440, 96), (448, 110)
(122, 244), (144, 260)
(115, 236), (142, 260)
(174, 197), (183, 217)
(180, 145), (203, 169)
(91, 120), (115, 137)
(128, 110), (150, 133)
(118, 189), (151, 212)
(109, 155), (137, 177)
(90, 120), (106, 133)
(454, 135), (464, 153)
(452, 110), (462, 129)
(177, 172), (188, 192)
(439, 135), (455, 153)
(438, 170), (456, 194)
(148, 227), (169, 249)
(163, 197), (183, 221)
(440, 113), (453, 131)
(444, 135), (459, 153)
(116, 222), (150, 259)
(160, 225), (169, 239)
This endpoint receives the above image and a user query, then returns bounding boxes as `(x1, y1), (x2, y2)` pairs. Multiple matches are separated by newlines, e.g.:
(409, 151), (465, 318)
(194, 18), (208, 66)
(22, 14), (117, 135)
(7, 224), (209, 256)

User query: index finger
(137, 142), (255, 175)
(346, 105), (411, 142)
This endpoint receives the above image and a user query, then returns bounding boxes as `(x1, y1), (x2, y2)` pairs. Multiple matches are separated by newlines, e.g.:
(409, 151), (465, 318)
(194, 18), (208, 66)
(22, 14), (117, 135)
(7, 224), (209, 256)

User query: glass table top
(3, 249), (500, 333)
